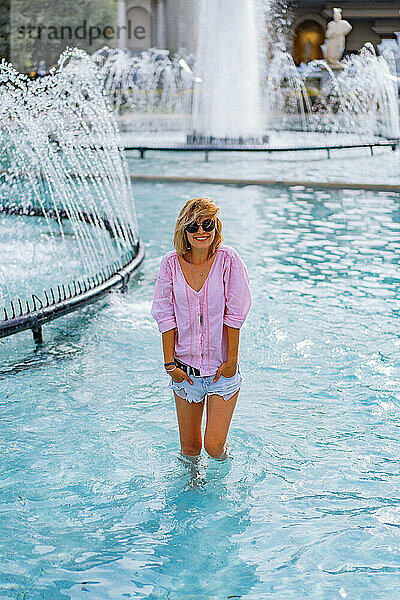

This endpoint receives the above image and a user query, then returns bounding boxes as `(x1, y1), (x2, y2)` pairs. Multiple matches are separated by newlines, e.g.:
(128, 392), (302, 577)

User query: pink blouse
(151, 244), (251, 376)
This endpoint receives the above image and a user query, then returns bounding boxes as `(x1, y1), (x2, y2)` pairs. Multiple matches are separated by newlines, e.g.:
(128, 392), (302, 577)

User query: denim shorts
(168, 364), (242, 403)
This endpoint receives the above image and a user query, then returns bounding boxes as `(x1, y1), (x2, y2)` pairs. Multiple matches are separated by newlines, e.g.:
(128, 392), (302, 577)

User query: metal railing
(0, 203), (145, 344)
(122, 140), (399, 162)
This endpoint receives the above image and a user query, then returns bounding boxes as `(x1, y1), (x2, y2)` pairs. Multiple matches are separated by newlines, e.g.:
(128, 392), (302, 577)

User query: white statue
(323, 8), (352, 68)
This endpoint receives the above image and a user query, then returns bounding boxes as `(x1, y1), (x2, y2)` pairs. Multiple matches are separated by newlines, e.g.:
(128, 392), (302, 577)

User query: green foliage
(9, 0), (117, 73)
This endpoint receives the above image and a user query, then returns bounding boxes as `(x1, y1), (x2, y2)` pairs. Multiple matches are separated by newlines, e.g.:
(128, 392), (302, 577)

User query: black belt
(174, 358), (201, 377)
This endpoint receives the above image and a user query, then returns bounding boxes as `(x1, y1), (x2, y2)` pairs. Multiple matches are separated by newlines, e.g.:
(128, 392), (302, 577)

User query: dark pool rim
(129, 174), (400, 194)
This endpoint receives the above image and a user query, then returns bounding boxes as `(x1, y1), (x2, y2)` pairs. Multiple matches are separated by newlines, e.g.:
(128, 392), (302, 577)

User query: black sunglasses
(185, 218), (215, 234)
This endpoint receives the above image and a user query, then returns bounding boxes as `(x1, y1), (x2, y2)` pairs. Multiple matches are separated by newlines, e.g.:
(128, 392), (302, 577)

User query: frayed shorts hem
(172, 387), (240, 403)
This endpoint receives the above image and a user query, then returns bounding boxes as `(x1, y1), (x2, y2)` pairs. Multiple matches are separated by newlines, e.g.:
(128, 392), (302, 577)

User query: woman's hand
(213, 358), (237, 382)
(169, 367), (193, 385)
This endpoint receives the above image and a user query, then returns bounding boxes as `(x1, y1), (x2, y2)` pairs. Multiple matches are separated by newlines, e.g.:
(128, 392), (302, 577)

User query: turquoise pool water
(1, 182), (400, 599)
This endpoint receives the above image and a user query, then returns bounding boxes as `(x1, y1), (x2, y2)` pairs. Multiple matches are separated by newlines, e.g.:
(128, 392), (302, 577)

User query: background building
(117, 0), (400, 64)
(1, 0), (399, 72)
(116, 0), (198, 52)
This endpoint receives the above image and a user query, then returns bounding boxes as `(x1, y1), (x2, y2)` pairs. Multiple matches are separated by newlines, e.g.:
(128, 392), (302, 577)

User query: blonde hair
(173, 197), (223, 257)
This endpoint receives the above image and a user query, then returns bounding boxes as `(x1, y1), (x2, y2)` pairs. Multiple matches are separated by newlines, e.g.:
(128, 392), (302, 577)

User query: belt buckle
(191, 366), (201, 377)
(175, 359), (201, 378)
(176, 359), (190, 376)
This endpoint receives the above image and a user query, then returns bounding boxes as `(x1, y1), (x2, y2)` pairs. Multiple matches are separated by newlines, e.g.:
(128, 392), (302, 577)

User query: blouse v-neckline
(176, 250), (219, 294)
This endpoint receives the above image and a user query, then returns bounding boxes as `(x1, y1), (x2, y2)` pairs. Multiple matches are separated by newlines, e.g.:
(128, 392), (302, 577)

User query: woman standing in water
(151, 197), (251, 462)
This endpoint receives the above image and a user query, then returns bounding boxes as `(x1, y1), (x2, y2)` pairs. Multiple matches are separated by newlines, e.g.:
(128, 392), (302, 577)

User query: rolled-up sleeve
(151, 255), (177, 333)
(223, 250), (252, 329)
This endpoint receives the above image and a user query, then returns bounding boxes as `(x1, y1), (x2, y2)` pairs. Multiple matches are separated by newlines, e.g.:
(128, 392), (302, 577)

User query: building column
(155, 0), (167, 49)
(117, 0), (128, 49)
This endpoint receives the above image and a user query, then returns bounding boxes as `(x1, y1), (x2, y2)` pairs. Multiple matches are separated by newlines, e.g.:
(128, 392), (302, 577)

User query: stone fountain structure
(91, 0), (400, 144)
(0, 48), (144, 343)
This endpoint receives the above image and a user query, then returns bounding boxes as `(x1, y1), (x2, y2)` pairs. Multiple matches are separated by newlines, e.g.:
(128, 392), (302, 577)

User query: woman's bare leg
(174, 391), (205, 456)
(204, 390), (239, 460)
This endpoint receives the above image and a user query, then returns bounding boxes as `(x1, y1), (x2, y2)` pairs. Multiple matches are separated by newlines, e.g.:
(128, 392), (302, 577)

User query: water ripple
(0, 183), (400, 598)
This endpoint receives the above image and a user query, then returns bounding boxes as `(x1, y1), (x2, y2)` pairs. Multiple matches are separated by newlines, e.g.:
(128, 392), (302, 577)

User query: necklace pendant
(200, 313), (203, 326)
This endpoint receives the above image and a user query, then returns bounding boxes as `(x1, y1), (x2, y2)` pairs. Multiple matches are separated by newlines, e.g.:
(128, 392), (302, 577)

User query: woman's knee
(181, 441), (202, 456)
(204, 439), (227, 459)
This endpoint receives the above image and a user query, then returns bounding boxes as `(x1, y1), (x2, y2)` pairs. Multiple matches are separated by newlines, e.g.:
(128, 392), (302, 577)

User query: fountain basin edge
(0, 239), (144, 344)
